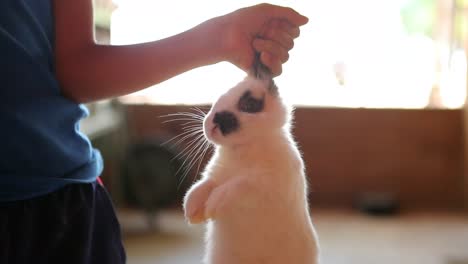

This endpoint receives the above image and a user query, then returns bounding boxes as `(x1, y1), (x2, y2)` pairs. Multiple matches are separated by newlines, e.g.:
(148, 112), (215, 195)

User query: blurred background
(88, 0), (468, 263)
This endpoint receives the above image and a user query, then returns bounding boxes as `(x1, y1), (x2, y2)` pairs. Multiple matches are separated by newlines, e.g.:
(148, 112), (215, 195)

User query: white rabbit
(183, 76), (319, 264)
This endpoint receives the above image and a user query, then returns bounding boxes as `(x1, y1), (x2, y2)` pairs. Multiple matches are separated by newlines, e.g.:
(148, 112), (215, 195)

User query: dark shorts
(0, 181), (126, 264)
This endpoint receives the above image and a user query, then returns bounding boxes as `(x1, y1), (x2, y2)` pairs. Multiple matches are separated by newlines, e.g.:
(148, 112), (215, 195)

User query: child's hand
(216, 4), (309, 76)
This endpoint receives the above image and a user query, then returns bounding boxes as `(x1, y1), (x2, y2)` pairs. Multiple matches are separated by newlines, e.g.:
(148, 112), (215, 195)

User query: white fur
(183, 76), (319, 264)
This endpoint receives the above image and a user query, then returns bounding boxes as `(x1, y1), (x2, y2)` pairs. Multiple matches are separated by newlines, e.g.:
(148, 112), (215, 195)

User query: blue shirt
(0, 0), (103, 201)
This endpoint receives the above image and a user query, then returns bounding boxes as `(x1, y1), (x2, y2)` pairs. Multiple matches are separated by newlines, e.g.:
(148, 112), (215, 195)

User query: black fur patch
(238, 91), (264, 113)
(213, 111), (239, 136)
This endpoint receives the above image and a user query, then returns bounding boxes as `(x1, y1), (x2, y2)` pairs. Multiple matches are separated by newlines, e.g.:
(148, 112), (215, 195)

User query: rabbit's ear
(267, 79), (278, 97)
(251, 51), (278, 96)
(251, 51), (272, 80)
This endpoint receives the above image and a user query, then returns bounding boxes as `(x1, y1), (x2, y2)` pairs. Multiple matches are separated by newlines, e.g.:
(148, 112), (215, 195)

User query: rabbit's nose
(213, 111), (239, 136)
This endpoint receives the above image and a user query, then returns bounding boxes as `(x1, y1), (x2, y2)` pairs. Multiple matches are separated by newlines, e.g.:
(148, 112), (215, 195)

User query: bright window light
(111, 0), (467, 108)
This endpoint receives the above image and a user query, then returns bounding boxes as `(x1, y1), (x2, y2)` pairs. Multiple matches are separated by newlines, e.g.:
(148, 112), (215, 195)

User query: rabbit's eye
(238, 91), (264, 113)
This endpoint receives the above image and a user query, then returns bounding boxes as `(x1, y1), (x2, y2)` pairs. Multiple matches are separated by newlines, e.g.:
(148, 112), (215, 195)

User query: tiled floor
(118, 209), (468, 264)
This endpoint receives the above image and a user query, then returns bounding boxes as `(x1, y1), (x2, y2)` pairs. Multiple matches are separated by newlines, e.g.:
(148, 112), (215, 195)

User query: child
(0, 1), (308, 263)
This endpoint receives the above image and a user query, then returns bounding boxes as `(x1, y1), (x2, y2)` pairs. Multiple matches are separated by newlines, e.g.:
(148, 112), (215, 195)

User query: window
(111, 0), (468, 108)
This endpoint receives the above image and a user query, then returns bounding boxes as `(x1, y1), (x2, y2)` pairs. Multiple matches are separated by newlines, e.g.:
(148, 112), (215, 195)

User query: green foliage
(400, 0), (436, 37)
(94, 7), (112, 29)
(454, 0), (468, 46)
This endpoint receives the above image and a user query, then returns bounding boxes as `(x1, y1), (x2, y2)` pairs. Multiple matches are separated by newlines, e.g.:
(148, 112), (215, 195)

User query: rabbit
(183, 75), (319, 264)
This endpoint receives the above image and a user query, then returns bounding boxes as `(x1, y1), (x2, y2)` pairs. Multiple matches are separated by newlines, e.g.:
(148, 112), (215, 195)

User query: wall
(124, 105), (464, 210)
(465, 43), (468, 212)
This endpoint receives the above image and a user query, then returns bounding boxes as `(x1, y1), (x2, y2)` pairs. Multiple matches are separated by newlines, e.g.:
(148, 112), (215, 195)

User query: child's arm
(53, 1), (308, 103)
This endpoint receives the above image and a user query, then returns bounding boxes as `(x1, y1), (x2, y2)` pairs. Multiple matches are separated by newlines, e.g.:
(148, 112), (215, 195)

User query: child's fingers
(279, 19), (301, 39)
(260, 51), (283, 77)
(261, 20), (296, 51)
(253, 38), (289, 63)
(264, 4), (309, 27)
(253, 37), (289, 76)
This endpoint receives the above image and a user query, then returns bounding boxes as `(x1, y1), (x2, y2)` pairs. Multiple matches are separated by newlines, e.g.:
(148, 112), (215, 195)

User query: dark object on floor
(356, 192), (399, 216)
(122, 140), (185, 228)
